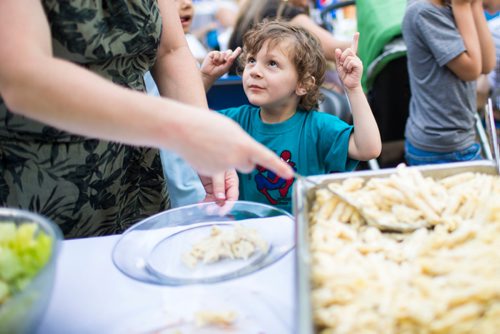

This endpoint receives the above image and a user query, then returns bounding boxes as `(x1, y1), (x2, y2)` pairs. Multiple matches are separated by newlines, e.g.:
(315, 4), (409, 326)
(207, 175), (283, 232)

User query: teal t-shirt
(218, 105), (358, 212)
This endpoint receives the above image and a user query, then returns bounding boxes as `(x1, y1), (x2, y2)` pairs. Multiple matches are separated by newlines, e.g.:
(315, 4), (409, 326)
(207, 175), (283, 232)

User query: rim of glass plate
(111, 201), (295, 286)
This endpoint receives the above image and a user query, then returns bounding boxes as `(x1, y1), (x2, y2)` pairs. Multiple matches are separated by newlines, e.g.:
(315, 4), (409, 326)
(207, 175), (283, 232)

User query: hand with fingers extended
(200, 170), (239, 206)
(334, 32), (363, 91)
(201, 47), (242, 91)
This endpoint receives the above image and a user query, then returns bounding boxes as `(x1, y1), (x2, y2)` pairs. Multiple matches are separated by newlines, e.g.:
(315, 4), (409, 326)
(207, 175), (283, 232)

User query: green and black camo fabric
(0, 0), (170, 238)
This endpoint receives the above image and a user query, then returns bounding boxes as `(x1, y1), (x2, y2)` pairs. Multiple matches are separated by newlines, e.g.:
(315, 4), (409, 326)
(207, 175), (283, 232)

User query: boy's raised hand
(201, 47), (242, 81)
(334, 32), (362, 91)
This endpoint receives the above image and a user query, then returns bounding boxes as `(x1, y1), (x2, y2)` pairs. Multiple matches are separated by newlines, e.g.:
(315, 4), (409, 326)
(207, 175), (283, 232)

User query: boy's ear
(296, 85), (307, 96)
(296, 75), (315, 96)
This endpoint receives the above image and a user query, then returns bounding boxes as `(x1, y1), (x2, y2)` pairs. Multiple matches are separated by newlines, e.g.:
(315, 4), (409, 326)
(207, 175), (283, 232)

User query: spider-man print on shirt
(254, 150), (297, 205)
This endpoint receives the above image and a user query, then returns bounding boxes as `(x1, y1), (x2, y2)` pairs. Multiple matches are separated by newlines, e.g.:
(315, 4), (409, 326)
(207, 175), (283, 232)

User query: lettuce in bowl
(0, 209), (61, 334)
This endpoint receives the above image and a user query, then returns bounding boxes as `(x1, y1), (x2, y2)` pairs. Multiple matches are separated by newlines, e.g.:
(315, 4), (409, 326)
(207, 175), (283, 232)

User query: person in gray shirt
(402, 0), (496, 166)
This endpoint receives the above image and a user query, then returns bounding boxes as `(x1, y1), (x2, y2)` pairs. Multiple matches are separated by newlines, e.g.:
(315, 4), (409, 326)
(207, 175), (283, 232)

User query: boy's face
(175, 0), (194, 33)
(242, 40), (306, 111)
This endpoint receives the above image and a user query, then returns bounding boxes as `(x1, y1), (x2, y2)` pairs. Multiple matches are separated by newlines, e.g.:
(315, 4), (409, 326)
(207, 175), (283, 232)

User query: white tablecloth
(36, 235), (295, 333)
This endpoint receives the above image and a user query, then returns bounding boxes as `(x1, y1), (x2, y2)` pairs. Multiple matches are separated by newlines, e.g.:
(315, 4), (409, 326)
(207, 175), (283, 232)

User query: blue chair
(206, 75), (249, 110)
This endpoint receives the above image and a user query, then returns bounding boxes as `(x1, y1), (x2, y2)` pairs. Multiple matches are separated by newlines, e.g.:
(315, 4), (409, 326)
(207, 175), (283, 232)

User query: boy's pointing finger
(351, 32), (359, 55)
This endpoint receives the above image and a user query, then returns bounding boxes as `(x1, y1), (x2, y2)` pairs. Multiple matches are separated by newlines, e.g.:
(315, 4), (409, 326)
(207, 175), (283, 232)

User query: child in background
(402, 0), (496, 166)
(201, 21), (381, 212)
(177, 0), (209, 62)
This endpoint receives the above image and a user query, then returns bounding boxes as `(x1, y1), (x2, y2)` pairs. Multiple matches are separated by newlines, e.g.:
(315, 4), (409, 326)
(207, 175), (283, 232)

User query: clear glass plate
(110, 285), (292, 334)
(112, 201), (294, 285)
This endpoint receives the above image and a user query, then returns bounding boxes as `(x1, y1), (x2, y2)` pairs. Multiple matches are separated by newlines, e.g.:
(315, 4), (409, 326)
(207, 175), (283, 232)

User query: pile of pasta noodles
(309, 165), (500, 334)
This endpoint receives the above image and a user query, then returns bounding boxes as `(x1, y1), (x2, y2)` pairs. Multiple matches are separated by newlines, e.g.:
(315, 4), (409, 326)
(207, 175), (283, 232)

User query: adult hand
(172, 109), (295, 180)
(200, 170), (239, 205)
(335, 32), (362, 91)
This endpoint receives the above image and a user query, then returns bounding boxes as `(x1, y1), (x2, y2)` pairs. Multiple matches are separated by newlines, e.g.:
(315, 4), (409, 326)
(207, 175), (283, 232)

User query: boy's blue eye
(269, 60), (278, 67)
(247, 57), (256, 64)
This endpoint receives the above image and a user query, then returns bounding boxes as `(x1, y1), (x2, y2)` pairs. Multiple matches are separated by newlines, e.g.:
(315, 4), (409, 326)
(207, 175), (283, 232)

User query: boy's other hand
(334, 32), (363, 91)
(201, 47), (242, 81)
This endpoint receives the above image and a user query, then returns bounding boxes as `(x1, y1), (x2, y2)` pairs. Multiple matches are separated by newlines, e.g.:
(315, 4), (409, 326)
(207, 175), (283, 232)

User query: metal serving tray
(292, 160), (498, 334)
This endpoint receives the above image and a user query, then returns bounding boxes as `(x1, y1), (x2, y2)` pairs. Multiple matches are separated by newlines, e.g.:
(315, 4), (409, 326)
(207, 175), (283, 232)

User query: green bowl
(0, 208), (62, 334)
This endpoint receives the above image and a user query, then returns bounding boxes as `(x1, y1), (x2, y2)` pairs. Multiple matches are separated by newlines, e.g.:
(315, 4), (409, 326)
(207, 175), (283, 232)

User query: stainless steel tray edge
(305, 160), (496, 185)
(293, 160), (497, 333)
(293, 178), (314, 334)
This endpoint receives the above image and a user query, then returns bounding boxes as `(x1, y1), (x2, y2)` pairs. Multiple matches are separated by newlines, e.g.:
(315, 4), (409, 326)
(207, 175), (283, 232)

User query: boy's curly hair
(237, 20), (326, 111)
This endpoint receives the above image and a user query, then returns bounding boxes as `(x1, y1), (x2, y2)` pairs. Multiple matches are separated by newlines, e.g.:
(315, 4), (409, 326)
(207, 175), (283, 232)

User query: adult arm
(0, 0), (294, 179)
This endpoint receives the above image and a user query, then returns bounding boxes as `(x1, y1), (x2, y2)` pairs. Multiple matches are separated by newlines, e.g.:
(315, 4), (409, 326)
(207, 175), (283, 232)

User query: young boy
(201, 21), (381, 212)
(403, 0), (496, 166)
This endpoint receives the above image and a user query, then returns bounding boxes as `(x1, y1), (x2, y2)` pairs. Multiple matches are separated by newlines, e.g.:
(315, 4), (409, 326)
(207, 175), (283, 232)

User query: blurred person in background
(190, 0), (239, 51)
(403, 0), (496, 166)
